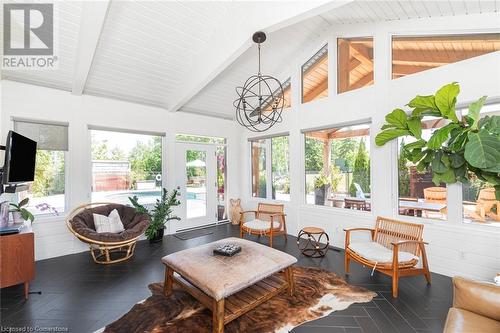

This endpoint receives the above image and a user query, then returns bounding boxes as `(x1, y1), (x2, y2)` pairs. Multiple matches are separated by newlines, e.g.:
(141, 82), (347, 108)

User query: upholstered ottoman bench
(162, 237), (297, 333)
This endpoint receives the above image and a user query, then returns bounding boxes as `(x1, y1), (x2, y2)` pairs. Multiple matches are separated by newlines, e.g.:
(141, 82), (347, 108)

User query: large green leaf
(464, 131), (500, 169)
(408, 95), (437, 110)
(450, 153), (465, 168)
(404, 139), (426, 151)
(448, 129), (469, 152)
(427, 123), (459, 149)
(407, 117), (422, 138)
(375, 129), (410, 146)
(468, 96), (487, 130)
(385, 109), (408, 129)
(434, 82), (459, 123)
(479, 115), (500, 136)
(432, 169), (455, 184)
(431, 151), (448, 174)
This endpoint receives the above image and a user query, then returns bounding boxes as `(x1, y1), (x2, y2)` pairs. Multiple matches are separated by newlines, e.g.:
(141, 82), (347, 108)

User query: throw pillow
(93, 209), (125, 233)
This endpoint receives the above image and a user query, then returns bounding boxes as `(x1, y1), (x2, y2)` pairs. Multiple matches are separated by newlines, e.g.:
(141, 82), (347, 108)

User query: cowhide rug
(101, 266), (375, 333)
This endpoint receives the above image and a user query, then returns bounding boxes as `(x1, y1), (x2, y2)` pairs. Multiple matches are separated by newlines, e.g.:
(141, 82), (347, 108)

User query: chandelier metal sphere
(234, 31), (285, 132)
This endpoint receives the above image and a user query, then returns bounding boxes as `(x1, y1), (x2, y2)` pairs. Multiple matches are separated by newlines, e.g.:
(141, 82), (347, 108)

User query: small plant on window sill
(375, 82), (500, 199)
(9, 198), (34, 224)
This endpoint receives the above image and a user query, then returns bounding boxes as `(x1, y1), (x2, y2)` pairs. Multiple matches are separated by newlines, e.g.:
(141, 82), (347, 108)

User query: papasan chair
(66, 203), (150, 264)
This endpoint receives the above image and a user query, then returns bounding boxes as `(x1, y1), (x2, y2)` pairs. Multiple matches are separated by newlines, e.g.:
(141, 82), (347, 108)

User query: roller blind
(13, 119), (69, 151)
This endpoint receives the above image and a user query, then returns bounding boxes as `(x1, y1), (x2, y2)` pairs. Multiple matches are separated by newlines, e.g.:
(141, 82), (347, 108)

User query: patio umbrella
(186, 159), (205, 167)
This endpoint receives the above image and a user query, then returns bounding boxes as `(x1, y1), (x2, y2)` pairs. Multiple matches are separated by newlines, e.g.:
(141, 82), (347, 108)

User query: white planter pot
(11, 211), (24, 224)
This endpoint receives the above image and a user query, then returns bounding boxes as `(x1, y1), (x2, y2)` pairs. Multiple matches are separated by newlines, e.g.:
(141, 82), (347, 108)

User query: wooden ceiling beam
(303, 77), (328, 102)
(349, 43), (373, 67)
(392, 49), (488, 64)
(392, 64), (438, 75)
(329, 128), (369, 139)
(349, 72), (373, 90)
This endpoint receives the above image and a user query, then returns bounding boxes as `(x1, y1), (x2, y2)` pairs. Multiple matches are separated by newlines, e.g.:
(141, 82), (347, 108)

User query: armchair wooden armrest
(269, 213), (286, 230)
(391, 240), (428, 246)
(344, 228), (375, 247)
(239, 210), (258, 226)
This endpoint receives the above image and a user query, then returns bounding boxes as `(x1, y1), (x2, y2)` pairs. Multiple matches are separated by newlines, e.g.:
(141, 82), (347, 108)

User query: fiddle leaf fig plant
(375, 82), (500, 199)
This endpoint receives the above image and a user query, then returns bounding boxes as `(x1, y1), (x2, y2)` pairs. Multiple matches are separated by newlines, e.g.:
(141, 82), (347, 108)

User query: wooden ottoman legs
(164, 265), (173, 296)
(213, 298), (225, 333)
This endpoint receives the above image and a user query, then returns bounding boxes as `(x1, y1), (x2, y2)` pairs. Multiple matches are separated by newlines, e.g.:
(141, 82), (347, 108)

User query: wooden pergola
(305, 127), (370, 174)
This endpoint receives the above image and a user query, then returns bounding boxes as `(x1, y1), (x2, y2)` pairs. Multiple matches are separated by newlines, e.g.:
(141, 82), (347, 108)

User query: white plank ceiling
(1, 0), (499, 118)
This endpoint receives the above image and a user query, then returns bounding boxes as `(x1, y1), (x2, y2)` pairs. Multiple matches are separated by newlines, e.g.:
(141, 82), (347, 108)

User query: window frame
(336, 36), (374, 94)
(87, 125), (167, 207)
(301, 44), (329, 104)
(248, 133), (290, 202)
(301, 120), (373, 214)
(9, 118), (70, 218)
(393, 101), (500, 228)
(390, 31), (500, 80)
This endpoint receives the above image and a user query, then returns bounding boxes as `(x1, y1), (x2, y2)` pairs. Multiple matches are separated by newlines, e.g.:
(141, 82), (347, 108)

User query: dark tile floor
(0, 224), (452, 333)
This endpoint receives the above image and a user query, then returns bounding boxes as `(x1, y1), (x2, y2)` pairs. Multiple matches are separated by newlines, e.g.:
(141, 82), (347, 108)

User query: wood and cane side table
(297, 227), (330, 258)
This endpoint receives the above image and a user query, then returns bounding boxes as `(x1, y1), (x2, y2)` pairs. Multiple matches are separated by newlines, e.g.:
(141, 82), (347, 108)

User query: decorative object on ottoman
(229, 199), (243, 225)
(213, 243), (241, 257)
(297, 227), (330, 258)
(239, 203), (287, 248)
(443, 276), (500, 333)
(66, 203), (150, 264)
(162, 237), (297, 333)
(128, 187), (180, 243)
(344, 216), (430, 297)
(101, 266), (376, 333)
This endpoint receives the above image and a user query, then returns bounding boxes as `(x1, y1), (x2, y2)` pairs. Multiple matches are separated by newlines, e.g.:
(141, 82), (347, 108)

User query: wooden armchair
(239, 203), (287, 248)
(344, 216), (430, 297)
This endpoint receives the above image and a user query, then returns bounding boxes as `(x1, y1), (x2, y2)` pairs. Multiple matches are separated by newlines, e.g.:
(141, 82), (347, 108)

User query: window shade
(13, 119), (69, 151)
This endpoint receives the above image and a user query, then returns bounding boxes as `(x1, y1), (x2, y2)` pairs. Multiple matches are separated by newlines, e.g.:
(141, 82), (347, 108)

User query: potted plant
(10, 198), (34, 224)
(314, 173), (330, 205)
(330, 166), (343, 207)
(128, 188), (181, 243)
(375, 82), (500, 199)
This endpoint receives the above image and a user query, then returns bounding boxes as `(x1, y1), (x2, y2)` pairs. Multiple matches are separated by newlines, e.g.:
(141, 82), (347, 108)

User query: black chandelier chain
(234, 31), (285, 132)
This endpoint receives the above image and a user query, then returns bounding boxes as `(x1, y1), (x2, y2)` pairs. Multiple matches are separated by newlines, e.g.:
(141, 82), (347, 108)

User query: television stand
(0, 223), (35, 299)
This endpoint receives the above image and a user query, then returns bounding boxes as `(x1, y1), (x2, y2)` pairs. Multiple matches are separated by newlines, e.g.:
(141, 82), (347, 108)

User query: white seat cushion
(348, 241), (418, 264)
(243, 219), (280, 231)
(93, 209), (125, 233)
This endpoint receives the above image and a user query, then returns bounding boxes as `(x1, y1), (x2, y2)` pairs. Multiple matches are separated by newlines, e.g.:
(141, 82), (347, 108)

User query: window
(272, 136), (290, 201)
(461, 103), (500, 226)
(13, 119), (68, 215)
(304, 123), (371, 210)
(176, 134), (227, 221)
(90, 128), (163, 206)
(250, 135), (290, 201)
(337, 37), (374, 93)
(251, 139), (267, 198)
(398, 118), (447, 220)
(302, 45), (328, 103)
(392, 33), (500, 79)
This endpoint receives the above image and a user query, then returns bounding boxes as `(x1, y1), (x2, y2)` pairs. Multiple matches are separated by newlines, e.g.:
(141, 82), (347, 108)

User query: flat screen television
(2, 131), (37, 184)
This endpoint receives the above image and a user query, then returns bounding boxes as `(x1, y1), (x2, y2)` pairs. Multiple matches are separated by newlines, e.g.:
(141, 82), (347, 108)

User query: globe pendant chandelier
(234, 31), (285, 132)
